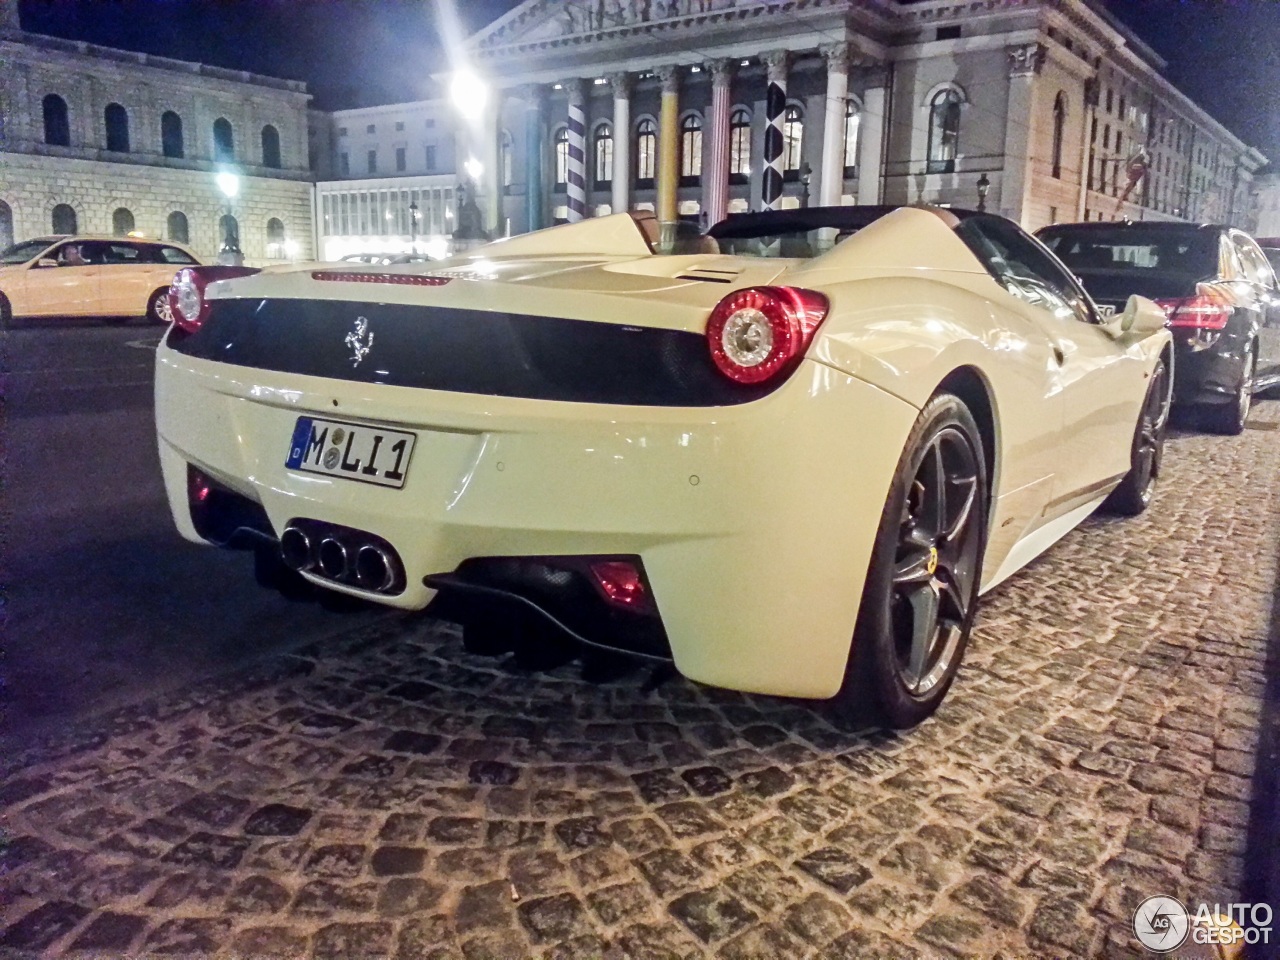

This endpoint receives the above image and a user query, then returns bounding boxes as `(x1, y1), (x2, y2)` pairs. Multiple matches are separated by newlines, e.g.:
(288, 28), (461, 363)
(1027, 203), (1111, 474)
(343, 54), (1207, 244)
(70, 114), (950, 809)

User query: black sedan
(1038, 222), (1280, 434)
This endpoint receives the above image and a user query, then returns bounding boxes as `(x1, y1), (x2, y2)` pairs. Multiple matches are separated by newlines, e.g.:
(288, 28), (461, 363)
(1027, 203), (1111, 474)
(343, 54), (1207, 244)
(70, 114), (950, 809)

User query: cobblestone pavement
(3, 401), (1279, 960)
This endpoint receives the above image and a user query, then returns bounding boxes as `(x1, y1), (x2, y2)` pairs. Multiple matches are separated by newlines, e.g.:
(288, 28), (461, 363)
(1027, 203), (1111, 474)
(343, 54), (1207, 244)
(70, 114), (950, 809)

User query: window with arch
(501, 130), (514, 188)
(927, 88), (962, 174)
(0, 199), (13, 251)
(1051, 92), (1067, 179)
(112, 207), (135, 236)
(680, 114), (703, 184)
(554, 125), (569, 191)
(219, 213), (240, 249)
(43, 94), (70, 146)
(843, 100), (860, 178)
(105, 103), (130, 153)
(729, 108), (751, 184)
(213, 118), (235, 162)
(782, 105), (803, 175)
(161, 111), (184, 158)
(261, 124), (281, 168)
(266, 217), (286, 256)
(167, 210), (189, 244)
(593, 123), (613, 188)
(52, 203), (77, 234)
(635, 118), (657, 185)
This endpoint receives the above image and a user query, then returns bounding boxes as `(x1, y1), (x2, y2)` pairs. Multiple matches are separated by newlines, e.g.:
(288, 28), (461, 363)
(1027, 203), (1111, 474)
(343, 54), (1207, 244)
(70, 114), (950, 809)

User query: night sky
(16, 0), (1280, 164)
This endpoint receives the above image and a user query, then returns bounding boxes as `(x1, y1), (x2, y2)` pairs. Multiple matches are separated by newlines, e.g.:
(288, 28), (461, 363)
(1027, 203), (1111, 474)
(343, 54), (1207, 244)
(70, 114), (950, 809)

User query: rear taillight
(1154, 291), (1234, 330)
(590, 560), (647, 609)
(706, 286), (830, 384)
(168, 266), (260, 334)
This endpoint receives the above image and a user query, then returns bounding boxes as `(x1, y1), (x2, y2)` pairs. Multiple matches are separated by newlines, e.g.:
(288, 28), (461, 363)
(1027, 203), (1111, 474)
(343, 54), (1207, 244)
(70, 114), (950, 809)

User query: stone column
(523, 84), (546, 232)
(857, 67), (888, 204)
(1002, 43), (1045, 225)
(702, 59), (734, 227)
(481, 94), (503, 234)
(656, 65), (680, 246)
(566, 79), (587, 222)
(760, 51), (790, 211)
(608, 72), (632, 214)
(818, 45), (849, 209)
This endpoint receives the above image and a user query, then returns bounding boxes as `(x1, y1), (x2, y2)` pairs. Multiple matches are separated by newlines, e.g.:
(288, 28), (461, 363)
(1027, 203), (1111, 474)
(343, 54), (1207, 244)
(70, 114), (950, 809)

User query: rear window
(1261, 246), (1280, 274)
(1038, 227), (1218, 280)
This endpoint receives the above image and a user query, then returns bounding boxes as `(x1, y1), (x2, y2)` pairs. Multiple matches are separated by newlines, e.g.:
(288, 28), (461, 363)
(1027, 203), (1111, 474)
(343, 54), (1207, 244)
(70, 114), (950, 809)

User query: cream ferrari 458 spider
(156, 206), (1171, 727)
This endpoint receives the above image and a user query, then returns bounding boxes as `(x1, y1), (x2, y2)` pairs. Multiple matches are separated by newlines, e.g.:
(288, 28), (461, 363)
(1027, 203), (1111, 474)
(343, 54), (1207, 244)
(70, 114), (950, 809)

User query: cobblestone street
(3, 401), (1278, 960)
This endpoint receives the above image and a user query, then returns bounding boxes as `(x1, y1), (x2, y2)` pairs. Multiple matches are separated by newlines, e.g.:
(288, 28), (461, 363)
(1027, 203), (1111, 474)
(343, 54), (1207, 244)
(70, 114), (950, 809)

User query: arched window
(680, 114), (703, 184)
(261, 124), (281, 168)
(105, 103), (130, 153)
(167, 210), (189, 244)
(843, 100), (860, 178)
(553, 125), (569, 191)
(43, 94), (70, 146)
(52, 203), (77, 234)
(266, 217), (285, 256)
(729, 108), (751, 183)
(593, 123), (613, 188)
(213, 118), (234, 162)
(782, 105), (803, 173)
(112, 207), (135, 236)
(927, 89), (962, 174)
(0, 200), (13, 251)
(161, 111), (184, 158)
(500, 130), (514, 188)
(219, 213), (240, 250)
(1051, 92), (1067, 179)
(635, 118), (656, 185)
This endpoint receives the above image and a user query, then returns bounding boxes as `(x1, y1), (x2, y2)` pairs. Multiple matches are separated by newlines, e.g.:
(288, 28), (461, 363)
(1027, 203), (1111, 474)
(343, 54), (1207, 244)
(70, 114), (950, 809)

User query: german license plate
(285, 416), (415, 488)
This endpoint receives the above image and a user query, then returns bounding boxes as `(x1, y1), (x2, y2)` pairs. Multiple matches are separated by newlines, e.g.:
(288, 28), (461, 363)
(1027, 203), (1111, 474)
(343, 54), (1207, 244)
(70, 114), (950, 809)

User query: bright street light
(215, 171), (240, 199)
(464, 156), (483, 181)
(450, 68), (489, 117)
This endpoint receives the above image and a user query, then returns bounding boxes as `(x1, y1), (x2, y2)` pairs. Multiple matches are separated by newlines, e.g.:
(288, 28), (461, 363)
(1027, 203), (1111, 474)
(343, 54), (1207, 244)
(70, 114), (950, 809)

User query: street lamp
(215, 170), (243, 265)
(409, 200), (420, 253)
(976, 173), (991, 213)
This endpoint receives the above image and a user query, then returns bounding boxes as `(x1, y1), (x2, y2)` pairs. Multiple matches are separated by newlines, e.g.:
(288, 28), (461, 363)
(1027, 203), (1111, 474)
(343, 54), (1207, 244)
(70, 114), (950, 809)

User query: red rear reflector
(311, 271), (451, 286)
(706, 286), (830, 384)
(188, 466), (213, 505)
(590, 561), (647, 608)
(1154, 293), (1233, 330)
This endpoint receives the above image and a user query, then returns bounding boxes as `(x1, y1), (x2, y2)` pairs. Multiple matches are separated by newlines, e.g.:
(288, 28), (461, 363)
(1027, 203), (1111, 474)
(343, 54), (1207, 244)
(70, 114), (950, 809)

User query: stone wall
(0, 152), (314, 263)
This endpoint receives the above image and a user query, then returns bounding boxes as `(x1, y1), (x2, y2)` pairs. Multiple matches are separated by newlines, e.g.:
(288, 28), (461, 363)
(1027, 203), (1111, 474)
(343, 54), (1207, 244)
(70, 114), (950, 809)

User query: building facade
(1253, 174), (1280, 239)
(431, 0), (1266, 242)
(0, 0), (316, 263)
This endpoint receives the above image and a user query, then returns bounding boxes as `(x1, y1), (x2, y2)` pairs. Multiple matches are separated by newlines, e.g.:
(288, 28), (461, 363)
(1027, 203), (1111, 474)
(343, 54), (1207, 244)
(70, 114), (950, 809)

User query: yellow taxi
(0, 235), (202, 326)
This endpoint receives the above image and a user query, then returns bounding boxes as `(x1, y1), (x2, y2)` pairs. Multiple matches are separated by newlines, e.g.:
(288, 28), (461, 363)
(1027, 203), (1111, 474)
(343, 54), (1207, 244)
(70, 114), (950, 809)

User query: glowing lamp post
(976, 173), (991, 213)
(215, 171), (243, 265)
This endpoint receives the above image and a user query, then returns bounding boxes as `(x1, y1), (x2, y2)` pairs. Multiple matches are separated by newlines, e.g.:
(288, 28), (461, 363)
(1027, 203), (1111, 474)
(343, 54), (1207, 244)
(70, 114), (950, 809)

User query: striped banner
(761, 78), (786, 211)
(567, 97), (587, 222)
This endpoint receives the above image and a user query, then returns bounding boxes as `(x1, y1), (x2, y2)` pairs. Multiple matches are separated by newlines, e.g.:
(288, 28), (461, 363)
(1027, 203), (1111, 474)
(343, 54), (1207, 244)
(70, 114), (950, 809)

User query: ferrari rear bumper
(155, 346), (917, 698)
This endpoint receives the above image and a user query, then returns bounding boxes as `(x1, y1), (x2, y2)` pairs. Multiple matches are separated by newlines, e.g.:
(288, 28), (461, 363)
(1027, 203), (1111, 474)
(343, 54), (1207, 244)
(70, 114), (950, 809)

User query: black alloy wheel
(147, 287), (174, 326)
(839, 393), (987, 729)
(1103, 357), (1169, 515)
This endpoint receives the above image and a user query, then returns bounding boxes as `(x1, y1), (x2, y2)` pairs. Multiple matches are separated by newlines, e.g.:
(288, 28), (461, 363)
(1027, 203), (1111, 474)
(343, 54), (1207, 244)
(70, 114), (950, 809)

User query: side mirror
(35, 258), (58, 268)
(1106, 294), (1167, 338)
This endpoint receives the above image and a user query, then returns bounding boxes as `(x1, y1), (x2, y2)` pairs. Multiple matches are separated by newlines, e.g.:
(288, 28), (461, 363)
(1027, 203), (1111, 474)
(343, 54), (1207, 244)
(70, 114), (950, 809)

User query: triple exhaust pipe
(279, 522), (401, 594)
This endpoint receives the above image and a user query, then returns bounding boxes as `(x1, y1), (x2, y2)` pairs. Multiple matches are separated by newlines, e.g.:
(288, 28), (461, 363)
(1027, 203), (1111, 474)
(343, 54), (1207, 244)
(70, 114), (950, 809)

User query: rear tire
(836, 393), (988, 729)
(1, 293), (13, 329)
(1203, 348), (1253, 436)
(146, 287), (174, 326)
(1102, 358), (1169, 516)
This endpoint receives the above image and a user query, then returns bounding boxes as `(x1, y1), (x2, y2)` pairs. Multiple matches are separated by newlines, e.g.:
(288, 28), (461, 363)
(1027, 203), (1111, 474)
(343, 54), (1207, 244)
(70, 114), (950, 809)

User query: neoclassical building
(441, 0), (1265, 242)
(0, 0), (315, 262)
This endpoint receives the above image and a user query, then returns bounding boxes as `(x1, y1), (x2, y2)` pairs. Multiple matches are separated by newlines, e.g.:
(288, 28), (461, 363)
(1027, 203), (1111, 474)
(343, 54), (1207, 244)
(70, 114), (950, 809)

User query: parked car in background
(156, 206), (1171, 728)
(0, 236), (201, 327)
(1038, 221), (1280, 434)
(337, 252), (435, 267)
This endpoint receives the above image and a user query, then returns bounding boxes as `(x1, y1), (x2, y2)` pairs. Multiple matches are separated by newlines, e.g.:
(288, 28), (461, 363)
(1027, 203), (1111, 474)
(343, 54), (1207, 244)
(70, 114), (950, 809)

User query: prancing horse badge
(345, 316), (374, 366)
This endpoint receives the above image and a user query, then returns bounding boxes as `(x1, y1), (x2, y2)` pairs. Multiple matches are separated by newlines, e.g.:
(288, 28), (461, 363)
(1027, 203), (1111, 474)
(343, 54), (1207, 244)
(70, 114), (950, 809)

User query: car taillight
(1154, 291), (1234, 330)
(590, 560), (647, 609)
(168, 266), (260, 334)
(706, 286), (830, 384)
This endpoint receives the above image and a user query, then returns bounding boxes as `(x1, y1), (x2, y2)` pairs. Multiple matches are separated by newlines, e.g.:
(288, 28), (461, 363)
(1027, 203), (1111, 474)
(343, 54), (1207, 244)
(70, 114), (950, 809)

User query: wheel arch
(934, 365), (999, 513)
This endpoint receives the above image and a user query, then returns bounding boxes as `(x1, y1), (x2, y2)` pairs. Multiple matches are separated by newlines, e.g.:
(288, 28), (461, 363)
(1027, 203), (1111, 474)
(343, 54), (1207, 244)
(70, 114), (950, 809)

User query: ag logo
(1133, 895), (1190, 953)
(344, 316), (374, 366)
